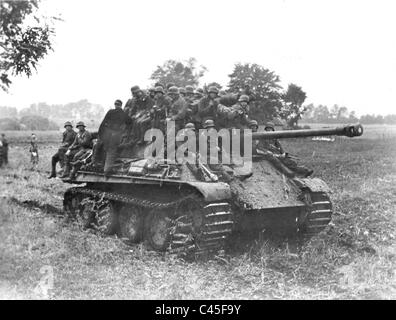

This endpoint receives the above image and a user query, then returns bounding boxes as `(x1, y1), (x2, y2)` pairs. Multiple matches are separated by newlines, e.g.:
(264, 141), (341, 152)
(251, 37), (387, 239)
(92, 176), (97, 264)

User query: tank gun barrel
(251, 124), (363, 140)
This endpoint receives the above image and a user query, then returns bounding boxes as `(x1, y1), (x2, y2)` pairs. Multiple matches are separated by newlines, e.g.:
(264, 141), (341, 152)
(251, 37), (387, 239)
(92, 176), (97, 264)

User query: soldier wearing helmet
(48, 121), (77, 179)
(61, 121), (93, 179)
(150, 86), (172, 131)
(197, 86), (220, 127)
(248, 120), (259, 132)
(225, 94), (250, 129)
(167, 86), (188, 131)
(194, 88), (204, 100)
(179, 87), (186, 98)
(184, 85), (195, 104)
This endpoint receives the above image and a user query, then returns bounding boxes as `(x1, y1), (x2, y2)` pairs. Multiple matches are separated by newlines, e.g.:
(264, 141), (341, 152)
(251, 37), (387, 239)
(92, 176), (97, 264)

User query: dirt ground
(0, 126), (395, 299)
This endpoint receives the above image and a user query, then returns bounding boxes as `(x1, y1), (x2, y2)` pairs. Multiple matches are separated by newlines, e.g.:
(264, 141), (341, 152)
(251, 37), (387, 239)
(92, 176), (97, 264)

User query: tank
(62, 124), (363, 257)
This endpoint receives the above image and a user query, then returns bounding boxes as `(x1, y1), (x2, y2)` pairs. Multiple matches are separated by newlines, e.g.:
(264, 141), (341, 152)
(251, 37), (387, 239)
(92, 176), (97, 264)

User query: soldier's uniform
(48, 122), (77, 178)
(150, 86), (172, 131)
(29, 135), (39, 167)
(197, 86), (220, 127)
(217, 95), (250, 129)
(168, 86), (188, 131)
(94, 100), (132, 175)
(62, 122), (92, 178)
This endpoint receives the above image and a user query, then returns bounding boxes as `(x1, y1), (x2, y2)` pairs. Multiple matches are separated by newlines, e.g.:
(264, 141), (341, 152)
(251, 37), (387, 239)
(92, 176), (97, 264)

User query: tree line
(301, 104), (396, 125)
(0, 99), (105, 130)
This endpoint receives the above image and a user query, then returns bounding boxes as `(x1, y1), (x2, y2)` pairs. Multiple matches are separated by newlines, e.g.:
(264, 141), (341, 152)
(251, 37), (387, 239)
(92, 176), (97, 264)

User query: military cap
(131, 85), (140, 93)
(248, 120), (258, 128)
(64, 121), (73, 128)
(184, 123), (195, 130)
(154, 86), (165, 94)
(185, 85), (194, 94)
(219, 90), (226, 96)
(76, 121), (86, 128)
(208, 86), (219, 94)
(238, 95), (250, 102)
(179, 87), (186, 94)
(114, 99), (123, 106)
(168, 86), (179, 94)
(265, 122), (275, 129)
(203, 119), (215, 129)
(195, 88), (204, 95)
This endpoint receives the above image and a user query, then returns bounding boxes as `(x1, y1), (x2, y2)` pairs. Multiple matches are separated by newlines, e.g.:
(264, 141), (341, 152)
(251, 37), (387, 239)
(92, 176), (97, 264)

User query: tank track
(300, 191), (333, 237)
(63, 187), (233, 257)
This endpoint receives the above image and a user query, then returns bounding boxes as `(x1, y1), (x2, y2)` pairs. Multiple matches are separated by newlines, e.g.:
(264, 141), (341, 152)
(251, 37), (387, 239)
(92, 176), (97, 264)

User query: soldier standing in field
(61, 122), (92, 179)
(29, 133), (39, 170)
(0, 133), (8, 166)
(48, 122), (76, 179)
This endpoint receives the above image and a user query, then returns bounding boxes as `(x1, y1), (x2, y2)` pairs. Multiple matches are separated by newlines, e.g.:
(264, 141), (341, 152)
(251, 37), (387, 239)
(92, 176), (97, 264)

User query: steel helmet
(238, 95), (249, 103)
(203, 119), (215, 128)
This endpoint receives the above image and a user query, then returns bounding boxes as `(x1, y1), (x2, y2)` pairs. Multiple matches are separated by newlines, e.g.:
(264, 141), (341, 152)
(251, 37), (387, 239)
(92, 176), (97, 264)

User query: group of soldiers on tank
(47, 82), (312, 179)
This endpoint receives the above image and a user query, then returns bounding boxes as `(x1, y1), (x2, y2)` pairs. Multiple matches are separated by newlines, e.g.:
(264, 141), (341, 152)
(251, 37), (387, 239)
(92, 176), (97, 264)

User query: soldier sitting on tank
(184, 85), (201, 129)
(218, 94), (251, 130)
(48, 121), (77, 179)
(62, 121), (93, 179)
(167, 86), (188, 132)
(251, 121), (313, 177)
(92, 99), (133, 176)
(197, 86), (219, 128)
(129, 88), (155, 145)
(150, 86), (171, 132)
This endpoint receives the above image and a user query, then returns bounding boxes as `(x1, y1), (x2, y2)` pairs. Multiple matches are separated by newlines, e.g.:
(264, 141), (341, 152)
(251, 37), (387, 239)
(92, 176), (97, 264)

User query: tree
(0, 0), (58, 91)
(150, 57), (207, 87)
(227, 63), (283, 120)
(279, 83), (307, 127)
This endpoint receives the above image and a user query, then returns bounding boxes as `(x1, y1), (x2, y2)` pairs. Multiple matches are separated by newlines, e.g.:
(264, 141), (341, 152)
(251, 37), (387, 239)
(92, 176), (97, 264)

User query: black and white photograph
(0, 0), (395, 303)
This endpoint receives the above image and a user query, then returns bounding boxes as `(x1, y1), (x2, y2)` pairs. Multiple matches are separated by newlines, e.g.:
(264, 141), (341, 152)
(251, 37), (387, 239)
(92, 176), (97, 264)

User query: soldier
(197, 86), (219, 127)
(93, 99), (133, 176)
(184, 85), (195, 104)
(255, 122), (313, 177)
(124, 88), (154, 145)
(29, 133), (39, 169)
(61, 121), (92, 179)
(179, 87), (186, 98)
(124, 85), (141, 118)
(148, 87), (156, 100)
(0, 133), (8, 165)
(227, 94), (251, 129)
(48, 121), (77, 179)
(150, 86), (172, 132)
(194, 88), (204, 100)
(167, 86), (188, 131)
(0, 138), (3, 168)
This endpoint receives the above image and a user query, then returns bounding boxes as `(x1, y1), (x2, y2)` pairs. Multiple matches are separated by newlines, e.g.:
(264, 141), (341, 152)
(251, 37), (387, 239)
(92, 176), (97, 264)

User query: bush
(19, 115), (59, 131)
(0, 118), (21, 130)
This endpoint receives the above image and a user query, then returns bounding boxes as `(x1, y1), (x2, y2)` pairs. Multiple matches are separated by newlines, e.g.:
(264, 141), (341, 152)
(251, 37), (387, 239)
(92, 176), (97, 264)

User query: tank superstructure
(62, 124), (363, 257)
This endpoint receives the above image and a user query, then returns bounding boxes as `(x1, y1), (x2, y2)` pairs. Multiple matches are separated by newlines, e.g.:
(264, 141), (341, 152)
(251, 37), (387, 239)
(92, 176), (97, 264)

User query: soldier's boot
(60, 163), (71, 178)
(48, 158), (57, 179)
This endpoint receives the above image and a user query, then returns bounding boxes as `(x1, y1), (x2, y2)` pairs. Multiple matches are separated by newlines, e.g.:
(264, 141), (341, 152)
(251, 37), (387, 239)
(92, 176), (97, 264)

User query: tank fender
(186, 182), (232, 202)
(293, 178), (331, 193)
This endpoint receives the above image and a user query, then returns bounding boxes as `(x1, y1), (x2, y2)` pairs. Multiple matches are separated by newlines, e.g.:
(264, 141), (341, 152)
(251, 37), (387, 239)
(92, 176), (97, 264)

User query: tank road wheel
(118, 205), (144, 243)
(94, 200), (118, 235)
(63, 190), (93, 228)
(144, 208), (173, 251)
(298, 191), (333, 239)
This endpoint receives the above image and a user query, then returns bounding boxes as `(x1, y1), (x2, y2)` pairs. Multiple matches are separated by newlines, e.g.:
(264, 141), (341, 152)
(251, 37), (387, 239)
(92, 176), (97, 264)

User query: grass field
(0, 125), (395, 299)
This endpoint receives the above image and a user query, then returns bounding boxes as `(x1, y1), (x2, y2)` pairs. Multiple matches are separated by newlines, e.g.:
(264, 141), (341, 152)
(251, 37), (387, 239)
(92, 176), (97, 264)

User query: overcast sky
(0, 0), (395, 116)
